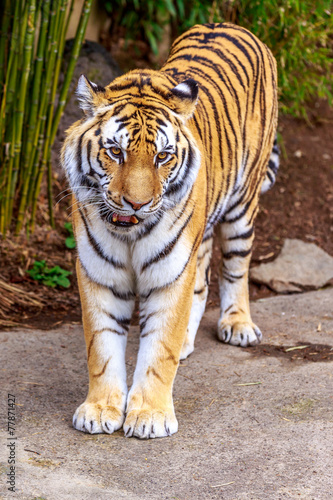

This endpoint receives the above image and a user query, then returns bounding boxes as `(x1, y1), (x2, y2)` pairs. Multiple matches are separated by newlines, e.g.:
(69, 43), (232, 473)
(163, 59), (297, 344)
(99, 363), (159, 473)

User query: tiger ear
(76, 74), (106, 116)
(169, 79), (198, 120)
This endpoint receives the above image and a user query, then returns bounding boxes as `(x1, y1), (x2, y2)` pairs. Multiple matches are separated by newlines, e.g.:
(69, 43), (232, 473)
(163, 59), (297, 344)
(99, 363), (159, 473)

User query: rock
(52, 40), (122, 173)
(250, 238), (333, 292)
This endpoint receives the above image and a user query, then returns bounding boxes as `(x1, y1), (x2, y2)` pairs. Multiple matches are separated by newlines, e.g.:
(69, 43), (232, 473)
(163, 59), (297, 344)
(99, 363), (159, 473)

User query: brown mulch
(1, 97), (332, 330)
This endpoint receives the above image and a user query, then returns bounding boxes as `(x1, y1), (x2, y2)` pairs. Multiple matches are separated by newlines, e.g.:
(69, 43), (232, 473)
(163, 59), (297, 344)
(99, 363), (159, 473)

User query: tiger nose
(124, 197), (152, 210)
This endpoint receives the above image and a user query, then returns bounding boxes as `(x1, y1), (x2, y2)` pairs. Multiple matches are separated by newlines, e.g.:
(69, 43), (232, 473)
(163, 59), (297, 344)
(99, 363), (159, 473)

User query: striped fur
(62, 23), (278, 439)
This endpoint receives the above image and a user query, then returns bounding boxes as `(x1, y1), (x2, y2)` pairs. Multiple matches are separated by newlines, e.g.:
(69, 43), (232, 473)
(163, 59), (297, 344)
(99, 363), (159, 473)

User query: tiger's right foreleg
(180, 234), (213, 359)
(73, 260), (135, 434)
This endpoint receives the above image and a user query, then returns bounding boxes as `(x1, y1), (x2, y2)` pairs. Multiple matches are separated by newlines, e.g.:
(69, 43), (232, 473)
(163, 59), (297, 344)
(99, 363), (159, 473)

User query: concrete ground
(1, 288), (332, 500)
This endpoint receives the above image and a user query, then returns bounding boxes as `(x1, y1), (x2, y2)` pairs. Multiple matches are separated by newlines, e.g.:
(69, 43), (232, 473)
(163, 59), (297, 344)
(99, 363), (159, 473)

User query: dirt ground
(0, 82), (332, 329)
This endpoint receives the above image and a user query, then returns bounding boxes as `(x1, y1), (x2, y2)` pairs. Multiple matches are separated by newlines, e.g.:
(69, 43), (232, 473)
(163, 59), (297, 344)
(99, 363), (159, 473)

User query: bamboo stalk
(0, 0), (12, 234)
(32, 0), (93, 230)
(50, 0), (93, 144)
(4, 1), (23, 117)
(1, 0), (92, 235)
(29, 0), (64, 230)
(64, 0), (76, 41)
(0, 1), (22, 233)
(43, 0), (69, 228)
(46, 0), (72, 227)
(0, 0), (12, 93)
(7, 0), (36, 230)
(4, 119), (16, 234)
(0, 1), (19, 159)
(15, 0), (51, 233)
(25, 0), (59, 213)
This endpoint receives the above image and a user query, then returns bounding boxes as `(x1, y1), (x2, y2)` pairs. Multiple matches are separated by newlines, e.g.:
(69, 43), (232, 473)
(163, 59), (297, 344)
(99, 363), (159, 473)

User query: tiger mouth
(106, 211), (141, 227)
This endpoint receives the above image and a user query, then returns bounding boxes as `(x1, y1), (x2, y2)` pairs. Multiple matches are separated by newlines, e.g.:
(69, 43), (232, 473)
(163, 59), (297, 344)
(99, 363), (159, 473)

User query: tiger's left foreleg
(180, 234), (213, 359)
(124, 261), (197, 439)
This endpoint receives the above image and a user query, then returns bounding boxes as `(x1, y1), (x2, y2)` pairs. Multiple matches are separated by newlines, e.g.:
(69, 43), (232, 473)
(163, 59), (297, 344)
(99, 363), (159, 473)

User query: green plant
(64, 222), (76, 249)
(27, 260), (72, 288)
(103, 0), (177, 55)
(0, 0), (93, 236)
(232, 0), (333, 118)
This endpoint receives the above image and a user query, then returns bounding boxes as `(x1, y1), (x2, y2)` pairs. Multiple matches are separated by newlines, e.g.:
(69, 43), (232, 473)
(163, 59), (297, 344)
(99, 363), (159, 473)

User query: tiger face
(63, 72), (201, 233)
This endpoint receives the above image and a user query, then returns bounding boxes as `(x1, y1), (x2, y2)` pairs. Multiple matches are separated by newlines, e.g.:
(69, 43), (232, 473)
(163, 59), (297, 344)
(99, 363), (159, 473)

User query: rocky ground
(0, 288), (332, 499)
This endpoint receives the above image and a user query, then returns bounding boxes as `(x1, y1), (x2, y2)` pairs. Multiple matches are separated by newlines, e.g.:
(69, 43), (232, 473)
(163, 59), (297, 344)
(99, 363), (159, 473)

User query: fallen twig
(285, 345), (309, 352)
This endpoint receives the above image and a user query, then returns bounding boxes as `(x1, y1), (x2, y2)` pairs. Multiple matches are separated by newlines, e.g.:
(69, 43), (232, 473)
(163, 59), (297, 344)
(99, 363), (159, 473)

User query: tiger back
(62, 23), (278, 439)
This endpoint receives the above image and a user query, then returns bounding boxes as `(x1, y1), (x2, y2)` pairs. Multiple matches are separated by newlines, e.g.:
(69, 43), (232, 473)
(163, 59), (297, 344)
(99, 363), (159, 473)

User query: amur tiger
(62, 23), (278, 439)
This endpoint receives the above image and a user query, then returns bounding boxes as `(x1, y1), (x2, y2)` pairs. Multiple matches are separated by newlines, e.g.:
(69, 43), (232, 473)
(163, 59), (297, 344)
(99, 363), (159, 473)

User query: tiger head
(62, 70), (201, 234)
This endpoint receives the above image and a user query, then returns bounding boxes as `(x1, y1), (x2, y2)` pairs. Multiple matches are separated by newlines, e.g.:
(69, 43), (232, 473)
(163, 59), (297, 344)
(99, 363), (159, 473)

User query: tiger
(61, 22), (278, 439)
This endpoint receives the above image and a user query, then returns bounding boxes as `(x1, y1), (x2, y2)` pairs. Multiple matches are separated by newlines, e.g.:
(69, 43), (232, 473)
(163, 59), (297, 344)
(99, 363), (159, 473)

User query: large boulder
(250, 238), (333, 293)
(52, 40), (122, 173)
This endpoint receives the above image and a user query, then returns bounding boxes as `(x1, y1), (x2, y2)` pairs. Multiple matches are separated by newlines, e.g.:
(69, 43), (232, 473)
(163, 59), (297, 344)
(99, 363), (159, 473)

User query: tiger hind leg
(217, 205), (262, 347)
(180, 235), (213, 360)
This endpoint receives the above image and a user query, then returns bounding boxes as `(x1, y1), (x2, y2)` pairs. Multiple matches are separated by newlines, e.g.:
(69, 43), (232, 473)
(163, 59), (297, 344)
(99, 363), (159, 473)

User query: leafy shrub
(232, 0), (333, 118)
(27, 260), (72, 288)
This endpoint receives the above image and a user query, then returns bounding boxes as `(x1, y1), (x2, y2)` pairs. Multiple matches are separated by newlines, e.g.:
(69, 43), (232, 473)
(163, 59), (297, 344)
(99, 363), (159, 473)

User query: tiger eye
(111, 146), (121, 155)
(157, 152), (167, 160)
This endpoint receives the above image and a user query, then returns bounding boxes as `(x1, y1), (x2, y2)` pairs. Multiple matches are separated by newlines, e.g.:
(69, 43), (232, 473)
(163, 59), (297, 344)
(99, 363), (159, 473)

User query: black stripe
(224, 189), (249, 216)
(141, 210), (194, 271)
(79, 260), (135, 301)
(140, 311), (156, 332)
(223, 249), (251, 260)
(78, 209), (126, 269)
(101, 309), (131, 331)
(93, 328), (126, 336)
(202, 231), (213, 243)
(222, 189), (257, 224)
(107, 285), (136, 301)
(164, 139), (196, 197)
(140, 230), (203, 300)
(227, 227), (254, 241)
(136, 217), (161, 240)
(76, 122), (98, 173)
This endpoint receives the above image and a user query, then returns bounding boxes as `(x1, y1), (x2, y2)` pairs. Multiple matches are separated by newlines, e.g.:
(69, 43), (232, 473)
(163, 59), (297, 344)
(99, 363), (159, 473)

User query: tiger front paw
(73, 402), (125, 434)
(123, 408), (178, 439)
(217, 319), (262, 347)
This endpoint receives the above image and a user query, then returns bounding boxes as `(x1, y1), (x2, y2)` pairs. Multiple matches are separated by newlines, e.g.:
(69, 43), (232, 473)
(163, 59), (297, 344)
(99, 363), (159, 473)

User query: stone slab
(250, 238), (333, 292)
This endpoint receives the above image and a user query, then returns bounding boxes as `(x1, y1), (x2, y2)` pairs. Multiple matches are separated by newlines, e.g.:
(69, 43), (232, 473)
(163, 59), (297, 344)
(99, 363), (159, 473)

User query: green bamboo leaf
(175, 0), (185, 19)
(146, 30), (159, 55)
(163, 0), (176, 17)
